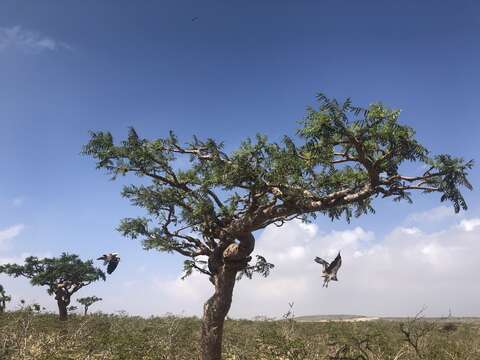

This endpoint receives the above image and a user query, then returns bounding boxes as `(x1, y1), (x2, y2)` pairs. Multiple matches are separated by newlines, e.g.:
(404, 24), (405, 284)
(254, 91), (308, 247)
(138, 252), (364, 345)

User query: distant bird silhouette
(314, 252), (342, 288)
(191, 17), (199, 22)
(97, 253), (120, 274)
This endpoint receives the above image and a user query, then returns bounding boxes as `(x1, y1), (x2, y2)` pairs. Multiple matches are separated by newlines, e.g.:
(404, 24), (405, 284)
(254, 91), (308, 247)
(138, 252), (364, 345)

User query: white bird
(314, 252), (342, 288)
(97, 253), (120, 274)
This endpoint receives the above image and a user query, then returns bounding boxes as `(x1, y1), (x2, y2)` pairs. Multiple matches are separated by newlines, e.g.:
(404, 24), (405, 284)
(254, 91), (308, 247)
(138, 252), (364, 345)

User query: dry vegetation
(1, 304), (479, 360)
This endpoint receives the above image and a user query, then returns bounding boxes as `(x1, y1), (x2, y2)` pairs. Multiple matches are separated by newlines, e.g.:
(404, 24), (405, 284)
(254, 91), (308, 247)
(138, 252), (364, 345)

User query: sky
(0, 0), (479, 318)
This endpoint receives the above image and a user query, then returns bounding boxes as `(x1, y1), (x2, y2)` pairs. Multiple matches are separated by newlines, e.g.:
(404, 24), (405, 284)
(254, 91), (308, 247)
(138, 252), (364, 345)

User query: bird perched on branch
(314, 252), (342, 288)
(97, 253), (120, 274)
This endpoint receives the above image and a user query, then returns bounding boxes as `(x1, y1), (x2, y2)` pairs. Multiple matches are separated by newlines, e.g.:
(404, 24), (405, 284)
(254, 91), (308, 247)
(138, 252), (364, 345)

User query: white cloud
(0, 26), (70, 53)
(235, 219), (480, 318)
(392, 226), (422, 236)
(142, 217), (480, 319)
(457, 218), (480, 232)
(3, 215), (480, 318)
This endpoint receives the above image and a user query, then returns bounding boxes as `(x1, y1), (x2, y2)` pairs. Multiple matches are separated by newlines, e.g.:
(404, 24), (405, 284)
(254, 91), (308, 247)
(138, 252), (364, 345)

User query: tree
(77, 295), (102, 315)
(83, 94), (473, 360)
(0, 284), (11, 313)
(0, 253), (105, 320)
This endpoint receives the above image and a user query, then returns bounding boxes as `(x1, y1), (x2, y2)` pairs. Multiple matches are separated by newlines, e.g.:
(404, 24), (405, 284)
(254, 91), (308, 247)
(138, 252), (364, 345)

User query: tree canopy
(0, 253), (105, 295)
(83, 94), (473, 280)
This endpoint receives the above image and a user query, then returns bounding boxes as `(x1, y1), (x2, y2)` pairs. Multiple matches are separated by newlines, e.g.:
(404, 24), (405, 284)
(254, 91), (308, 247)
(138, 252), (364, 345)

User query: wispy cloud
(0, 224), (24, 243)
(0, 251), (51, 266)
(0, 26), (70, 53)
(406, 206), (457, 224)
(0, 224), (25, 251)
(12, 196), (25, 208)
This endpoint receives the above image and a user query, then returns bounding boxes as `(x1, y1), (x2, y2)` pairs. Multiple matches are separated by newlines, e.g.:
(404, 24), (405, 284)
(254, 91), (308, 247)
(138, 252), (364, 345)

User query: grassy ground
(1, 307), (479, 359)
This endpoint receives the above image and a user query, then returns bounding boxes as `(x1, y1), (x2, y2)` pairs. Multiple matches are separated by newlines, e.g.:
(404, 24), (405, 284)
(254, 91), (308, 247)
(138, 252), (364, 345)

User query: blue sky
(0, 0), (479, 317)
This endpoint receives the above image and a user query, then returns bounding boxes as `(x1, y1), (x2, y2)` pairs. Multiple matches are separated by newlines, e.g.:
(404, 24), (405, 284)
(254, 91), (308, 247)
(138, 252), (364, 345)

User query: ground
(1, 308), (479, 359)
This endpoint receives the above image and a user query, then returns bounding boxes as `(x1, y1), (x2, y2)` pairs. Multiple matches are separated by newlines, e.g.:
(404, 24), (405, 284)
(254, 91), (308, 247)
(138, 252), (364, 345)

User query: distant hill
(294, 314), (369, 322)
(294, 314), (480, 323)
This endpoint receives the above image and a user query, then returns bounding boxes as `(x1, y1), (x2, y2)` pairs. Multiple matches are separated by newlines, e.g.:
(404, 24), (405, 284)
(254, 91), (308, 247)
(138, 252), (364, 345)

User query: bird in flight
(191, 17), (199, 22)
(314, 252), (342, 288)
(97, 253), (120, 274)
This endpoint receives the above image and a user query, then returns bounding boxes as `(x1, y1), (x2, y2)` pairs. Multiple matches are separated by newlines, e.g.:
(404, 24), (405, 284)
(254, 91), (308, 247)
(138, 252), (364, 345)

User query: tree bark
(57, 299), (68, 320)
(200, 266), (237, 360)
(201, 232), (255, 360)
(84, 306), (88, 316)
(55, 288), (71, 320)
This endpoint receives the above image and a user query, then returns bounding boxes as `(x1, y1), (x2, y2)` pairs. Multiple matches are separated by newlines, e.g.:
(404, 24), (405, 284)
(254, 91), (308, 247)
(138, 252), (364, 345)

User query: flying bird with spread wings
(97, 253), (120, 274)
(314, 252), (342, 288)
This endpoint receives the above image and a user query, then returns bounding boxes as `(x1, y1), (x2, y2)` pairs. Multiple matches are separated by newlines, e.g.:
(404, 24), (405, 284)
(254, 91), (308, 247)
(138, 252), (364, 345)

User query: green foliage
(236, 256), (275, 280)
(181, 258), (210, 280)
(297, 95), (472, 215)
(0, 253), (105, 297)
(83, 94), (473, 279)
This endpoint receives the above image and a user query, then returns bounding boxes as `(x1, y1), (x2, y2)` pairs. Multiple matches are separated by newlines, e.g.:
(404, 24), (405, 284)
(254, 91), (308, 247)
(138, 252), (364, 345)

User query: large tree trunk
(200, 266), (237, 360)
(57, 299), (68, 320)
(201, 232), (255, 360)
(55, 289), (70, 321)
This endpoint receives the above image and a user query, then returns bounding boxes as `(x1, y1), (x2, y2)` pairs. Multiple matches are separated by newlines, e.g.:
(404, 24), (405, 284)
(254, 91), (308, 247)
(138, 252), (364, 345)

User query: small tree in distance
(0, 284), (11, 313)
(0, 253), (105, 320)
(77, 296), (102, 315)
(84, 94), (473, 360)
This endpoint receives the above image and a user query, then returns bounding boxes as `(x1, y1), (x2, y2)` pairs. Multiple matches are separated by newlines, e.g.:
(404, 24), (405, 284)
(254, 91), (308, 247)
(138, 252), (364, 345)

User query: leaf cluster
(236, 255), (275, 280)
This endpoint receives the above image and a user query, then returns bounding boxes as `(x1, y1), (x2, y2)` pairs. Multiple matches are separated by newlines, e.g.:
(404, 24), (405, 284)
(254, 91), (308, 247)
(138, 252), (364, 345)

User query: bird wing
(97, 255), (109, 265)
(314, 257), (329, 269)
(326, 253), (342, 274)
(107, 258), (120, 274)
